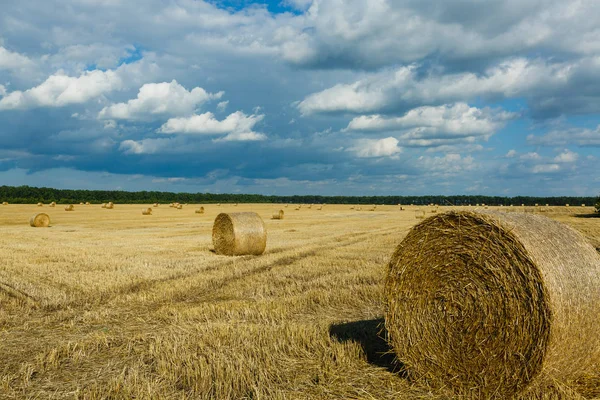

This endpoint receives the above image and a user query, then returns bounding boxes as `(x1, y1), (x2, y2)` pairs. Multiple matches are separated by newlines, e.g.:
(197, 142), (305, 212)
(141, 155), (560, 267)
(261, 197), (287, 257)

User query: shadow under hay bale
(212, 212), (267, 256)
(385, 211), (600, 399)
(195, 207), (205, 214)
(29, 213), (50, 227)
(329, 318), (404, 375)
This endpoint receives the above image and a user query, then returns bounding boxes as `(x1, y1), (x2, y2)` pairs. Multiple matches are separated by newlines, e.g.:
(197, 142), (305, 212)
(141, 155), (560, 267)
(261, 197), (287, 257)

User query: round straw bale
(79, 202), (84, 205)
(176, 204), (182, 209)
(142, 207), (152, 215)
(385, 211), (600, 398)
(2, 202), (8, 205)
(212, 212), (267, 256)
(195, 207), (205, 214)
(29, 213), (50, 227)
(49, 202), (56, 207)
(272, 209), (284, 220)
(37, 202), (43, 207)
(106, 202), (114, 209)
(153, 203), (159, 207)
(64, 205), (74, 211)
(85, 202), (90, 205)
(101, 203), (106, 208)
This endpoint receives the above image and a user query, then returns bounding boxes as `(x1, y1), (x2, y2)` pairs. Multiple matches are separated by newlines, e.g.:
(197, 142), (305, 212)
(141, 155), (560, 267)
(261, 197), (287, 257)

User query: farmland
(1, 203), (599, 399)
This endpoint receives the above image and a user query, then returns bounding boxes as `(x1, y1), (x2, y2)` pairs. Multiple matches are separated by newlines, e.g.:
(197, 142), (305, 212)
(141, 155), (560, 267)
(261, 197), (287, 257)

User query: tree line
(0, 185), (598, 209)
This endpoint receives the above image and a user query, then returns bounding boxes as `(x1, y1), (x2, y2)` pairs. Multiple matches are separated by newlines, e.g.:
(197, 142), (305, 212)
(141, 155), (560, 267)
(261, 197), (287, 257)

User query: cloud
(98, 80), (222, 120)
(532, 163), (561, 174)
(505, 149), (517, 158)
(217, 100), (229, 112)
(0, 46), (33, 70)
(553, 149), (578, 163)
(158, 111), (266, 141)
(280, 0), (600, 70)
(350, 137), (401, 158)
(119, 138), (172, 155)
(346, 103), (514, 144)
(527, 125), (600, 146)
(0, 59), (158, 110)
(297, 58), (600, 117)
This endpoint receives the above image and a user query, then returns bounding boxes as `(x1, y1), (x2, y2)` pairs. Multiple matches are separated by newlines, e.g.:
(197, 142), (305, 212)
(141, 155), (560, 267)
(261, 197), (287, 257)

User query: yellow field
(1, 203), (599, 399)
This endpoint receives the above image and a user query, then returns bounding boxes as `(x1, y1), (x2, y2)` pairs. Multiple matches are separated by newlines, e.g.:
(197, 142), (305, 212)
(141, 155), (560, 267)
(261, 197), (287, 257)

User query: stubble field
(1, 203), (599, 399)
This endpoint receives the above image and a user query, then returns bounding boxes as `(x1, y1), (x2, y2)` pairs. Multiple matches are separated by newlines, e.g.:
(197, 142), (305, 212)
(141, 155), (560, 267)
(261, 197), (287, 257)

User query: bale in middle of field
(212, 212), (266, 256)
(142, 208), (152, 215)
(29, 213), (50, 227)
(272, 209), (284, 220)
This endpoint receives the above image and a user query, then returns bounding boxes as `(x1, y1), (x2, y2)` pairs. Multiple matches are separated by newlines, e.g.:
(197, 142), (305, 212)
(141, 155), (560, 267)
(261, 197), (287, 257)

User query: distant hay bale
(153, 203), (159, 207)
(101, 203), (107, 208)
(29, 213), (50, 227)
(212, 212), (267, 256)
(85, 202), (90, 205)
(350, 206), (355, 210)
(64, 205), (74, 211)
(2, 202), (8, 205)
(106, 202), (114, 209)
(430, 206), (438, 213)
(217, 203), (221, 206)
(142, 207), (152, 215)
(308, 205), (312, 209)
(414, 209), (425, 219)
(234, 203), (238, 206)
(37, 202), (43, 207)
(195, 207), (205, 214)
(49, 202), (56, 207)
(169, 203), (174, 208)
(272, 209), (284, 220)
(295, 206), (300, 210)
(385, 211), (600, 398)
(79, 202), (84, 205)
(566, 204), (570, 207)
(369, 206), (376, 211)
(582, 204), (586, 207)
(317, 206), (323, 210)
(176, 204), (183, 209)
(285, 204), (289, 208)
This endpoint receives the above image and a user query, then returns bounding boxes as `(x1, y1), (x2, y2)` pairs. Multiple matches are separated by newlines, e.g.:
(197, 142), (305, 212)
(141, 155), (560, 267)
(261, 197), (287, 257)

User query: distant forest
(1, 185), (598, 209)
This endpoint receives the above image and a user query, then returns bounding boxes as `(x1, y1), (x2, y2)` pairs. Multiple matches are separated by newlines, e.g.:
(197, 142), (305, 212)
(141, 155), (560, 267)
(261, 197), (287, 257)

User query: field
(1, 203), (599, 399)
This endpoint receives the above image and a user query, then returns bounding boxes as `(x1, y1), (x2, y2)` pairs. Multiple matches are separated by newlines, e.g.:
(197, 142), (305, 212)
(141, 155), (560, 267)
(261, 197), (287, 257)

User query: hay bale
(64, 205), (74, 211)
(212, 212), (266, 256)
(29, 213), (50, 227)
(106, 202), (114, 209)
(79, 202), (84, 205)
(317, 206), (323, 210)
(153, 203), (159, 207)
(272, 209), (284, 220)
(2, 202), (8, 205)
(195, 207), (205, 214)
(49, 202), (56, 207)
(101, 203), (106, 208)
(384, 211), (600, 398)
(176, 204), (182, 209)
(85, 202), (90, 205)
(142, 208), (152, 215)
(37, 202), (43, 207)
(414, 209), (425, 219)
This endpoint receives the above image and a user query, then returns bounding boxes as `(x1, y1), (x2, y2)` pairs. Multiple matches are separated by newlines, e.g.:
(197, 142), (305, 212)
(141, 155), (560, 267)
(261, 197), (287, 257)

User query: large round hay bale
(212, 212), (266, 256)
(272, 209), (284, 220)
(142, 207), (152, 215)
(49, 202), (56, 207)
(385, 211), (600, 398)
(195, 206), (205, 214)
(64, 205), (74, 211)
(37, 202), (43, 207)
(29, 213), (50, 227)
(2, 202), (8, 205)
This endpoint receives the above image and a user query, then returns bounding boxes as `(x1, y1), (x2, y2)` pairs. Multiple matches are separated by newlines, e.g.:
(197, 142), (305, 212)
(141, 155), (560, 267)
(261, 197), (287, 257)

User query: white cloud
(0, 46), (33, 70)
(346, 103), (514, 140)
(350, 137), (401, 158)
(527, 125), (600, 146)
(98, 80), (222, 120)
(532, 163), (561, 174)
(158, 111), (265, 141)
(0, 84), (6, 97)
(119, 138), (171, 155)
(505, 149), (517, 158)
(298, 58), (598, 115)
(217, 100), (229, 112)
(0, 60), (158, 110)
(553, 149), (579, 163)
(520, 152), (541, 161)
(417, 153), (476, 175)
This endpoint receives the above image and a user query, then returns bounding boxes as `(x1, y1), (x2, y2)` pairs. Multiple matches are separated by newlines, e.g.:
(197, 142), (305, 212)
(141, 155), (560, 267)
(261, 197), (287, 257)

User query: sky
(0, 0), (599, 196)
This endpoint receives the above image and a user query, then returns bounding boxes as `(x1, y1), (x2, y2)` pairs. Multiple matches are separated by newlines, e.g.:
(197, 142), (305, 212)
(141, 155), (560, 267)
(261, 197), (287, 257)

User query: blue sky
(0, 0), (598, 196)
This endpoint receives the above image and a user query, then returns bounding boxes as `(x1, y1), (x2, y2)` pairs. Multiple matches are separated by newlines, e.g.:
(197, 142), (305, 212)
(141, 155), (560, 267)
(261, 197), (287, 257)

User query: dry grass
(0, 204), (598, 399)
